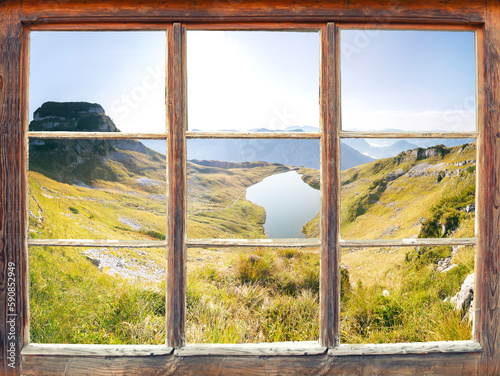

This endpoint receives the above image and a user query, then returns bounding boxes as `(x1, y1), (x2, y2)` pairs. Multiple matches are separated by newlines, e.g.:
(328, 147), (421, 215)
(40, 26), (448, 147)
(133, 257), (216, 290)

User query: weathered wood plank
(28, 132), (168, 139)
(26, 237), (477, 249)
(20, 0), (485, 24)
(28, 239), (167, 248)
(187, 238), (320, 248)
(186, 131), (321, 139)
(340, 131), (478, 139)
(21, 351), (480, 375)
(330, 340), (482, 356)
(166, 22), (186, 349)
(319, 22), (339, 349)
(21, 344), (173, 357)
(27, 238), (321, 248)
(28, 131), (322, 139)
(0, 1), (25, 375)
(175, 341), (326, 357)
(476, 1), (500, 375)
(340, 238), (477, 248)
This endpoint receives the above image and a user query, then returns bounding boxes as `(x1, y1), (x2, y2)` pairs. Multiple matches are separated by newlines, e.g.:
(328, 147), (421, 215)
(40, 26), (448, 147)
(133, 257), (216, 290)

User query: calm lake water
(246, 171), (320, 238)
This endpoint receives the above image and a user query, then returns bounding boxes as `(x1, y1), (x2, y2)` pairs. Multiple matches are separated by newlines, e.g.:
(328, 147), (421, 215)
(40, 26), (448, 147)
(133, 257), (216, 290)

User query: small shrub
(236, 253), (275, 284)
(405, 246), (452, 270)
(69, 207), (79, 214)
(140, 229), (166, 240)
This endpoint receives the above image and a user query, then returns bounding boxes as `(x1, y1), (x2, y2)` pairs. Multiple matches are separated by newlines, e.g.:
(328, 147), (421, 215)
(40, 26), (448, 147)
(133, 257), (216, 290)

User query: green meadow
(29, 137), (476, 345)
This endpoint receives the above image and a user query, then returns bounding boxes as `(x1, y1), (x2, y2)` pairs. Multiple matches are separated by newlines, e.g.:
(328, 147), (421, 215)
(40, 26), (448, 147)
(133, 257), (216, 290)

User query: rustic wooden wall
(19, 0), (484, 23)
(0, 0), (498, 375)
(0, 1), (26, 376)
(476, 0), (500, 375)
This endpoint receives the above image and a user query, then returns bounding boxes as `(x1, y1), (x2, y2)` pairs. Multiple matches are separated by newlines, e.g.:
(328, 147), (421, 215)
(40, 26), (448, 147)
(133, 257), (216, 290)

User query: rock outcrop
(450, 273), (474, 321)
(29, 101), (164, 186)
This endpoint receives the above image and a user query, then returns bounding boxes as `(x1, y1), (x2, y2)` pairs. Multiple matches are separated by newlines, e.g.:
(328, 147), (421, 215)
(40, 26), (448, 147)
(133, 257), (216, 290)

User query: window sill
(21, 340), (481, 359)
(174, 341), (327, 357)
(329, 340), (482, 356)
(21, 344), (173, 357)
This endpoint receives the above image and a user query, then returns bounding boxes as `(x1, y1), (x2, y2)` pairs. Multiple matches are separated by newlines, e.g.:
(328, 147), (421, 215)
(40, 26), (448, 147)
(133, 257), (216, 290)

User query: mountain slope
(303, 142), (476, 241)
(188, 138), (374, 170)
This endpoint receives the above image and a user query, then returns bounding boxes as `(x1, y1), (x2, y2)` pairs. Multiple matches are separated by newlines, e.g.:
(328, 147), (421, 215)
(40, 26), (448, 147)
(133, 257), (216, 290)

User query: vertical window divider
(166, 22), (187, 348)
(320, 22), (340, 348)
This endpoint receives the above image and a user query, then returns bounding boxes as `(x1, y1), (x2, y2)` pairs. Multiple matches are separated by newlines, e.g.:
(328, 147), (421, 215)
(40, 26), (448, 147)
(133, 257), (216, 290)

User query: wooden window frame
(1, 1), (499, 375)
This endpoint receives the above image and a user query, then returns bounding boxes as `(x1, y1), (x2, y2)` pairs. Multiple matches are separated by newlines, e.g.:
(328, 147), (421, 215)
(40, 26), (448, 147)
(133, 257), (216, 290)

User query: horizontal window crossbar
(186, 131), (321, 139)
(28, 132), (168, 139)
(28, 239), (168, 248)
(340, 238), (477, 248)
(187, 238), (320, 248)
(340, 131), (478, 139)
(28, 238), (476, 248)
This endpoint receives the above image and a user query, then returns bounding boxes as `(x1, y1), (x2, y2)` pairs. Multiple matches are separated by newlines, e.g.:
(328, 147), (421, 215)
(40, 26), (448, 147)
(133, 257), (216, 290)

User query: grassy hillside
(28, 102), (476, 345)
(29, 145), (301, 343)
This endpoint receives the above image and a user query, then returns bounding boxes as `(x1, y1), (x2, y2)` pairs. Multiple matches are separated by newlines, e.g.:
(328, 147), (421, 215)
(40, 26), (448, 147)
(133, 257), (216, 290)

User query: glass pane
(340, 140), (476, 239)
(29, 136), (166, 240)
(187, 30), (320, 132)
(340, 245), (474, 343)
(29, 31), (166, 133)
(341, 30), (476, 132)
(187, 139), (320, 239)
(30, 246), (166, 344)
(187, 247), (319, 343)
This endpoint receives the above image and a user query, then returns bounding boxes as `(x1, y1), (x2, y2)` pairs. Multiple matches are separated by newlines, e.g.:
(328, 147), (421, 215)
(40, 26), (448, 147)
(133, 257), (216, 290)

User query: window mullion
(319, 22), (340, 348)
(166, 22), (187, 348)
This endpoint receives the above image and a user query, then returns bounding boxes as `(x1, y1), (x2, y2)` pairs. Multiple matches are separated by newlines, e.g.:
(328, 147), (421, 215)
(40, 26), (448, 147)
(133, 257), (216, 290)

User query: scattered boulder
(85, 255), (101, 268)
(450, 273), (474, 322)
(465, 203), (475, 213)
(382, 289), (390, 297)
(436, 257), (458, 273)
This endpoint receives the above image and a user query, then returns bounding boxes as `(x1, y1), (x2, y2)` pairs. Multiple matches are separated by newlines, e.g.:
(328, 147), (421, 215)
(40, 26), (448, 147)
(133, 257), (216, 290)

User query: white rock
(452, 273), (474, 311)
(382, 290), (390, 297)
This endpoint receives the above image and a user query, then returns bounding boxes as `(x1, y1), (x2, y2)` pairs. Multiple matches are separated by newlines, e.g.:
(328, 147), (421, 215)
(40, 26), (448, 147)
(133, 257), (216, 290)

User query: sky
(29, 29), (476, 138)
(341, 30), (476, 132)
(29, 31), (167, 133)
(186, 30), (320, 131)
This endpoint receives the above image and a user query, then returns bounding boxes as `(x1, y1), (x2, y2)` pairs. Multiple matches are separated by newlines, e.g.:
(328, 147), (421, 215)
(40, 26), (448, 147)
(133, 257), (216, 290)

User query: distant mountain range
(342, 137), (474, 159)
(187, 139), (375, 170)
(30, 102), (471, 172)
(187, 125), (375, 170)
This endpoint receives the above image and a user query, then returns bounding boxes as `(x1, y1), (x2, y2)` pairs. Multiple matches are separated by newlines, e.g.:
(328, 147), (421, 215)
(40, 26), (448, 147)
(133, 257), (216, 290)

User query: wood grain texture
(0, 0), (496, 375)
(340, 238), (477, 248)
(175, 341), (326, 356)
(319, 23), (340, 349)
(166, 22), (186, 349)
(0, 1), (25, 375)
(28, 132), (168, 139)
(186, 131), (321, 139)
(28, 131), (321, 139)
(21, 351), (480, 375)
(476, 1), (500, 375)
(28, 238), (321, 248)
(20, 0), (485, 24)
(340, 131), (478, 139)
(21, 344), (173, 357)
(330, 340), (482, 356)
(28, 239), (168, 248)
(186, 238), (320, 248)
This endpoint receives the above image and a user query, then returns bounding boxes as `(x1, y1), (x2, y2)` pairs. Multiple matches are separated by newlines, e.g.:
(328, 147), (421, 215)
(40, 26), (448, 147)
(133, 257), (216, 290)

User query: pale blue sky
(29, 31), (166, 133)
(29, 29), (476, 136)
(341, 30), (476, 131)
